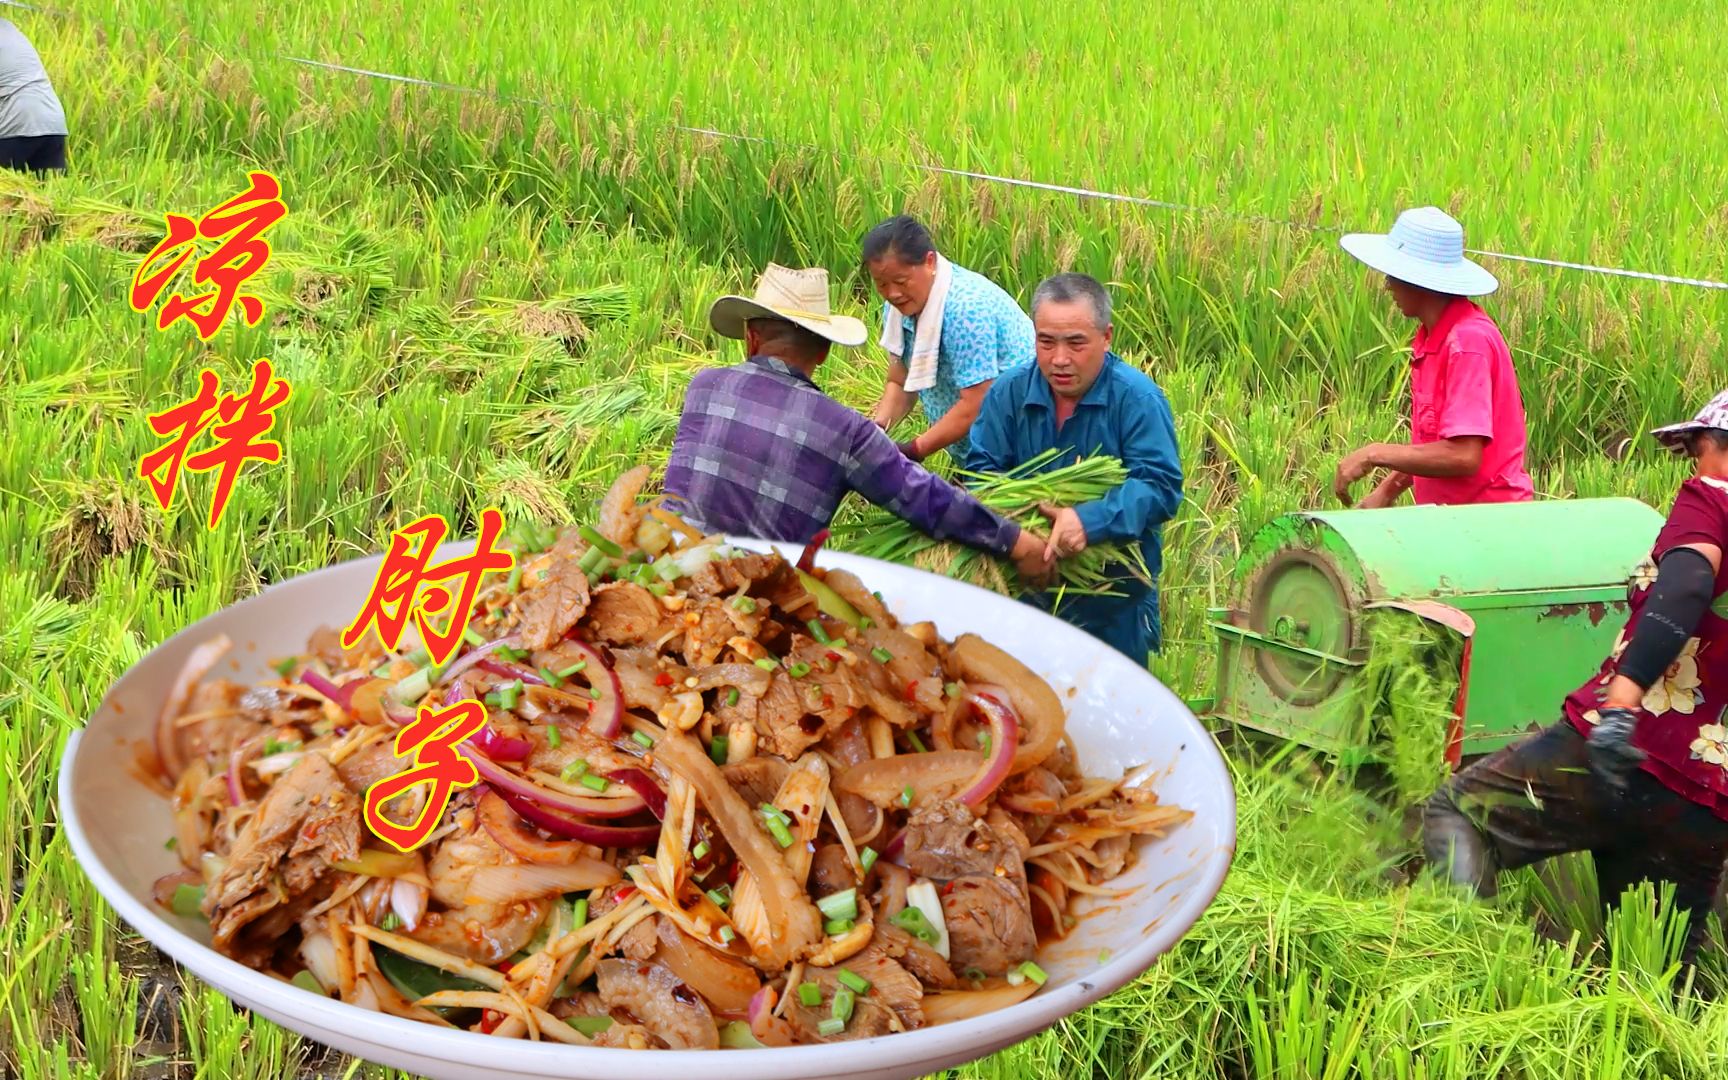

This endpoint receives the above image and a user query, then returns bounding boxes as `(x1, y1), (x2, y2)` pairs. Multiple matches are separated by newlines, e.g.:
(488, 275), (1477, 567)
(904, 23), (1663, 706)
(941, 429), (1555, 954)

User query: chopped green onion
(963, 967), (987, 982)
(816, 889), (858, 923)
(859, 618), (874, 630)
(588, 686), (602, 701)
(871, 647), (893, 664)
(372, 661), (396, 678)
(169, 883), (205, 918)
(1097, 949), (1111, 964)
(579, 525), (623, 558)
(571, 898), (588, 929)
(580, 773), (609, 793)
(484, 691), (503, 708)
(1018, 961), (1049, 986)
(766, 816), (794, 848)
(631, 730), (655, 749)
(291, 970), (325, 996)
(392, 666), (432, 704)
(860, 847), (878, 874)
(540, 666), (563, 688)
(979, 732), (991, 755)
(718, 926), (736, 944)
(557, 661), (587, 677)
(577, 546), (607, 575)
(731, 595), (758, 614)
(561, 759), (589, 782)
(817, 1017), (846, 1037)
(824, 918), (855, 936)
(380, 912), (402, 932)
(271, 657), (297, 676)
(754, 657), (778, 671)
(567, 1015), (613, 1036)
(709, 735), (730, 764)
(836, 968), (870, 995)
(706, 887), (731, 910)
(900, 785), (913, 808)
(873, 592), (884, 603)
(758, 803), (790, 826)
(907, 730), (928, 753)
(831, 987), (855, 1023)
(798, 982), (822, 1007)
(647, 582), (668, 597)
(506, 566), (522, 592)
(263, 736), (302, 756)
(499, 680), (523, 711)
(463, 626), (486, 647)
(1007, 970), (1027, 987)
(788, 661), (811, 678)
(500, 645), (527, 662)
(692, 841), (710, 861)
(655, 558), (682, 582)
(163, 837), (177, 851)
(806, 619), (831, 645)
(546, 724), (562, 749)
(891, 906), (939, 945)
(719, 1021), (764, 1049)
(725, 688), (740, 707)
(945, 681), (962, 699)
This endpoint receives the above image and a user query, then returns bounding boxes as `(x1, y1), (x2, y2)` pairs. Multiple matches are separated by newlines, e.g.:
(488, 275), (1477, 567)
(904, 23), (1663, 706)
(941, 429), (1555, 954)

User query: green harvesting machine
(1205, 498), (1666, 768)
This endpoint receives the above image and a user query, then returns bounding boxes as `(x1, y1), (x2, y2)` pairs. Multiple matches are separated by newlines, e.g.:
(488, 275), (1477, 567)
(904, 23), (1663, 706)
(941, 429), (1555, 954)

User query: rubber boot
(1422, 787), (1499, 898)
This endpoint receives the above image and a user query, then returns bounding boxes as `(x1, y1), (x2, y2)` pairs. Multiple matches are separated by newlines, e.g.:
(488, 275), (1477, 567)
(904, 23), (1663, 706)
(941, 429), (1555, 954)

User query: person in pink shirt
(1331, 207), (1536, 508)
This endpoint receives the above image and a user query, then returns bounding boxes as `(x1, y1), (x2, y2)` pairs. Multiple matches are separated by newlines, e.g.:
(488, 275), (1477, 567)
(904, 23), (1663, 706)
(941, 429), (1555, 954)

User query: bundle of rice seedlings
(1346, 609), (1467, 804)
(829, 449), (1154, 599)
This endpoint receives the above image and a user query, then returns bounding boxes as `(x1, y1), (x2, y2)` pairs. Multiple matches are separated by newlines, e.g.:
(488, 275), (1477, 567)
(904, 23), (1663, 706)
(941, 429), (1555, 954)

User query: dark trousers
(0, 134), (68, 175)
(1424, 720), (1728, 968)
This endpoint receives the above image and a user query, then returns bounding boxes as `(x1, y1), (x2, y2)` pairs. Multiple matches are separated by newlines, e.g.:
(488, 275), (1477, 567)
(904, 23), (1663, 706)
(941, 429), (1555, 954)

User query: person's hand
(1356, 485), (1393, 510)
(896, 438), (925, 463)
(1333, 446), (1378, 506)
(1037, 502), (1087, 560)
(1586, 705), (1647, 793)
(1010, 529), (1055, 589)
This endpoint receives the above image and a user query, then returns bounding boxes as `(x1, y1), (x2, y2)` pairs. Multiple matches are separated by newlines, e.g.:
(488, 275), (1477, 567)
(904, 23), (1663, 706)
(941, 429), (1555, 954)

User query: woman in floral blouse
(1423, 388), (1728, 975)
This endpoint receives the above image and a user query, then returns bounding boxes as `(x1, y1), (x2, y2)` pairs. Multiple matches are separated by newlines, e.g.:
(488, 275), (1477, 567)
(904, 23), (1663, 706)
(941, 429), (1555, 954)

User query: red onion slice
(477, 658), (548, 686)
(299, 670), (378, 714)
(957, 689), (1020, 808)
(559, 640), (624, 739)
(493, 787), (661, 848)
(605, 768), (668, 820)
(436, 635), (521, 687)
(461, 747), (647, 818)
(469, 726), (533, 762)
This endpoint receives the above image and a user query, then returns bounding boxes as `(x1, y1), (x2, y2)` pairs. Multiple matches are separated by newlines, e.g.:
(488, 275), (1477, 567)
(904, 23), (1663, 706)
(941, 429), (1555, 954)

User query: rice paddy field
(4, 1), (1728, 1076)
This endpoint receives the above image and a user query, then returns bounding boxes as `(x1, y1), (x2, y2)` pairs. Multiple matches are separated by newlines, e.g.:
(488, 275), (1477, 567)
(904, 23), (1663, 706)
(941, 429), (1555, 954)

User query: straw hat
(1651, 388), (1728, 452)
(708, 263), (868, 347)
(1339, 206), (1499, 297)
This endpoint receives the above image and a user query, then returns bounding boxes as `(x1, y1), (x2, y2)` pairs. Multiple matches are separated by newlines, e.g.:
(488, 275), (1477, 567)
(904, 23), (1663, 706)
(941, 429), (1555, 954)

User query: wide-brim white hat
(1650, 387), (1728, 453)
(1340, 206), (1499, 297)
(708, 263), (868, 347)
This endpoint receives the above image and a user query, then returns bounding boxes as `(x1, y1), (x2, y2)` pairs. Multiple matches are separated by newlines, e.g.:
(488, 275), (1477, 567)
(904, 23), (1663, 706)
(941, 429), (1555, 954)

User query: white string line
(10, 1), (1727, 292)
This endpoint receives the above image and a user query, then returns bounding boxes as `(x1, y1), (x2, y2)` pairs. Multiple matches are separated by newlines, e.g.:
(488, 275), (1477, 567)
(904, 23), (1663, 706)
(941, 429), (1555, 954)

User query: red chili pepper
(480, 1009), (503, 1034)
(825, 651), (842, 664)
(728, 860), (743, 885)
(904, 680), (920, 702)
(653, 672), (674, 687)
(615, 885), (637, 902)
(495, 958), (515, 973)
(942, 881), (957, 896)
(822, 694), (835, 710)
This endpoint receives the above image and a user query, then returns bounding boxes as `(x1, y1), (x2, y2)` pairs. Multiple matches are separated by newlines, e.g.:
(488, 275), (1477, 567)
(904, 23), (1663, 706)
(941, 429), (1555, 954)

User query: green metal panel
(1209, 497), (1667, 765)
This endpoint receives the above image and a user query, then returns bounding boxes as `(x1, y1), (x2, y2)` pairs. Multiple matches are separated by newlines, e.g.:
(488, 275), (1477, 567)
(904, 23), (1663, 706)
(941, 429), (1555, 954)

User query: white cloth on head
(879, 253), (954, 394)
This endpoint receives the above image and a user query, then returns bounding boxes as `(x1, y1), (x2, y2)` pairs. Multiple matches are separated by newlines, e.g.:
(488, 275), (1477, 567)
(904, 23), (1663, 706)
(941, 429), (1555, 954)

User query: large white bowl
(60, 538), (1236, 1080)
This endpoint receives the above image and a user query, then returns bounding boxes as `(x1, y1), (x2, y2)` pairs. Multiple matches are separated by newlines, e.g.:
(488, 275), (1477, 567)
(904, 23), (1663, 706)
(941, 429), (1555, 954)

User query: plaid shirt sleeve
(841, 414), (1021, 556)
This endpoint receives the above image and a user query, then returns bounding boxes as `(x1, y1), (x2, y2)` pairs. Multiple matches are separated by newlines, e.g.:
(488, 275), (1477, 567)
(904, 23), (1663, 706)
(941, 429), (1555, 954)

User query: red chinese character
(130, 171), (286, 340)
(363, 700), (486, 853)
(138, 369), (221, 513)
(182, 358), (291, 529)
(343, 509), (514, 666)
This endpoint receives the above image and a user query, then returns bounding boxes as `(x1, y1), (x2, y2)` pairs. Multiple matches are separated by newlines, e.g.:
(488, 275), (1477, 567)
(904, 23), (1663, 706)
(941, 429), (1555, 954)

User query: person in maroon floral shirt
(1423, 388), (1728, 975)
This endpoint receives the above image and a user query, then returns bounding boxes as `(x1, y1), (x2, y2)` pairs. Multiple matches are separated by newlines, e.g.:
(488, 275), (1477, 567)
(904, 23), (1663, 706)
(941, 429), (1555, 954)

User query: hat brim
(708, 296), (868, 347)
(1339, 233), (1500, 297)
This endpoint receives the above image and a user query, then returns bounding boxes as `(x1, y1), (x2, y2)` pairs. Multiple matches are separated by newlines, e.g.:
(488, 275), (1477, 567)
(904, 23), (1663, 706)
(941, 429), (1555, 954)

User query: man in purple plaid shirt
(664, 264), (1051, 582)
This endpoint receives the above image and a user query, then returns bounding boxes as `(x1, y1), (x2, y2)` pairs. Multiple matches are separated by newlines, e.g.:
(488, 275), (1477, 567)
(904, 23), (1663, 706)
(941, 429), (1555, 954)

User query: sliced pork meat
(788, 946), (923, 1041)
(596, 959), (719, 1050)
(722, 756), (791, 810)
(205, 754), (360, 961)
(684, 551), (786, 601)
(586, 583), (668, 646)
(809, 844), (856, 899)
(677, 600), (736, 667)
(902, 800), (1020, 883)
(901, 799), (1036, 976)
(516, 559), (593, 649)
(873, 922), (957, 989)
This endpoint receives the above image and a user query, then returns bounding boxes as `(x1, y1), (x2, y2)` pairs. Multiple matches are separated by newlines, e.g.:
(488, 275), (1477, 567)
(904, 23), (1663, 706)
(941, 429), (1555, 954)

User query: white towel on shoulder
(879, 253), (953, 394)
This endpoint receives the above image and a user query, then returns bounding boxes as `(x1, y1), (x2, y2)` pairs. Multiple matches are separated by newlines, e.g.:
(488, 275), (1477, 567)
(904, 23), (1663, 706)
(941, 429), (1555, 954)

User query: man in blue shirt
(864, 216), (1036, 465)
(965, 273), (1184, 665)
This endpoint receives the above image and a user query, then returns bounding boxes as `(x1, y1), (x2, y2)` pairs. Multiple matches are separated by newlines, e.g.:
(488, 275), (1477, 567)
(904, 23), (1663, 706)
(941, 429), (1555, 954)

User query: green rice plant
(831, 449), (1153, 600)
(1344, 610), (1468, 804)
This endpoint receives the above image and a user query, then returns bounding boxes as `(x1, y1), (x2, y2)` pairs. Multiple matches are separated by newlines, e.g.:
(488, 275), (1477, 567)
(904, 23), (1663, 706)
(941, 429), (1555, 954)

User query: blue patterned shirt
(884, 262), (1035, 459)
(663, 356), (1022, 554)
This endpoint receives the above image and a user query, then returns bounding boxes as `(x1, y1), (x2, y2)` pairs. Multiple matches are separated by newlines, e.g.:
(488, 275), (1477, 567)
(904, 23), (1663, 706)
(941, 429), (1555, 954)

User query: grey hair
(1031, 272), (1112, 331)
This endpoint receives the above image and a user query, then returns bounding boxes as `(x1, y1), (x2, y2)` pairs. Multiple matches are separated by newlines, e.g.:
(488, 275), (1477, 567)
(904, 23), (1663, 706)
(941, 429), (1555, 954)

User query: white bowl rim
(59, 536), (1238, 1077)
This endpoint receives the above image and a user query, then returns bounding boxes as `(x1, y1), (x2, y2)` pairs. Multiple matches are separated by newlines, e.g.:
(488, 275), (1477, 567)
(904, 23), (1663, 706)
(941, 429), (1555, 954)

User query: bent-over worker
(863, 215), (1035, 465)
(966, 272), (1183, 666)
(1423, 389), (1728, 974)
(663, 263), (1050, 583)
(0, 17), (68, 176)
(1333, 206), (1533, 508)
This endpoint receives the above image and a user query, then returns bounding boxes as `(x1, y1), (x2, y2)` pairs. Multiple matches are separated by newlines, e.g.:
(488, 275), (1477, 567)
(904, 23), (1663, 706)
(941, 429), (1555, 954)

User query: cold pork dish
(141, 467), (1191, 1049)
